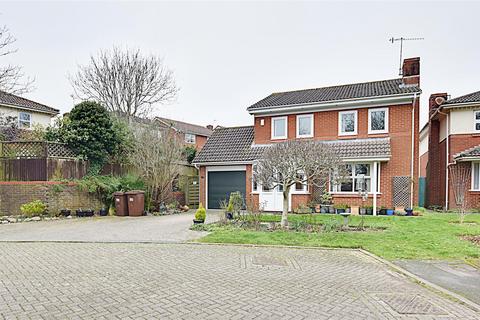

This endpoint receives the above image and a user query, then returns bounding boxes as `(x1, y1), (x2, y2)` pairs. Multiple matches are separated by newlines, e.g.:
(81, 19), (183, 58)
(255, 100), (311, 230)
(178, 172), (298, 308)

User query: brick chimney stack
(402, 57), (420, 86)
(428, 93), (448, 116)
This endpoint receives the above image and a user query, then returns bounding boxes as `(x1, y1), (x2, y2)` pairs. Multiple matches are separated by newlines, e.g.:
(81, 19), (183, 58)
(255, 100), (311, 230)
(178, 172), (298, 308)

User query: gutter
(0, 102), (59, 116)
(248, 92), (420, 115)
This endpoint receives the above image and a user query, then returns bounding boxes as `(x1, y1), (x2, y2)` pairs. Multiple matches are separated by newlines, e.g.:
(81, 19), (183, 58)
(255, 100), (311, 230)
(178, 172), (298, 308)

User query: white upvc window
(330, 162), (380, 194)
(18, 112), (31, 129)
(474, 111), (480, 132)
(296, 114), (314, 138)
(472, 162), (480, 191)
(338, 110), (357, 136)
(271, 116), (288, 140)
(294, 172), (308, 193)
(185, 133), (196, 144)
(368, 107), (389, 134)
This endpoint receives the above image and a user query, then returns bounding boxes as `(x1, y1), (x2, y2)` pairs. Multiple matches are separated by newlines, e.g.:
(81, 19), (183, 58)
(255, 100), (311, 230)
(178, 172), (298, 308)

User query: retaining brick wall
(0, 181), (103, 216)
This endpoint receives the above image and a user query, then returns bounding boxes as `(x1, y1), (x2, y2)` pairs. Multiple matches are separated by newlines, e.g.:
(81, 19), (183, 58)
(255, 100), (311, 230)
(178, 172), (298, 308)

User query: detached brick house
(154, 117), (213, 150)
(425, 90), (480, 210)
(193, 58), (422, 213)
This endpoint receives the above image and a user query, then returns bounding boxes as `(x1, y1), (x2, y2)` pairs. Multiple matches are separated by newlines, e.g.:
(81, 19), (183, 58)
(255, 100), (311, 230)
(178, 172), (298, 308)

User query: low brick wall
(0, 181), (103, 216)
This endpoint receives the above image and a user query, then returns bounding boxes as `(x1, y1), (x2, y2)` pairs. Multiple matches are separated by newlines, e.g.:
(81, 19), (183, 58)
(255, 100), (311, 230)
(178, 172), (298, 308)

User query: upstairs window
(185, 133), (196, 144)
(472, 162), (480, 190)
(18, 112), (31, 129)
(296, 114), (313, 138)
(474, 111), (480, 131)
(271, 116), (287, 139)
(369, 108), (389, 134)
(338, 110), (357, 136)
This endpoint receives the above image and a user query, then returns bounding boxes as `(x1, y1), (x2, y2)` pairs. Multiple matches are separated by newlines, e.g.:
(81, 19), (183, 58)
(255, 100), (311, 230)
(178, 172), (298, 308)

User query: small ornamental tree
(62, 101), (120, 173)
(449, 162), (471, 223)
(253, 140), (344, 228)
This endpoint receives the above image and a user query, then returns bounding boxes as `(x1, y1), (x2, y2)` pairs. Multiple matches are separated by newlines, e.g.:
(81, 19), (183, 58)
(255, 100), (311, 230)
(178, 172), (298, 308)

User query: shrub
(228, 191), (244, 214)
(183, 146), (197, 164)
(20, 200), (47, 217)
(195, 204), (206, 221)
(322, 218), (341, 232)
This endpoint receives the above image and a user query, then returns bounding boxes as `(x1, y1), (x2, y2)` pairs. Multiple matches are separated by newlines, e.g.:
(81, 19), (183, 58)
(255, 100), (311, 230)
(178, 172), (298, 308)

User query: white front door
(259, 184), (284, 212)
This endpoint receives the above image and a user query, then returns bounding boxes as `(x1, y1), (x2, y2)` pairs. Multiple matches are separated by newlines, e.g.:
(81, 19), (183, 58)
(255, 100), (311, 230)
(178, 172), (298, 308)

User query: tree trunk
(281, 186), (290, 228)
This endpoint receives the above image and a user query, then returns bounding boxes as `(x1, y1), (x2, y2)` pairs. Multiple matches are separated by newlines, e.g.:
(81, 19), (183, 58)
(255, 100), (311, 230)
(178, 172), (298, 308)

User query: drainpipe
(438, 109), (450, 210)
(410, 93), (418, 209)
(373, 161), (377, 216)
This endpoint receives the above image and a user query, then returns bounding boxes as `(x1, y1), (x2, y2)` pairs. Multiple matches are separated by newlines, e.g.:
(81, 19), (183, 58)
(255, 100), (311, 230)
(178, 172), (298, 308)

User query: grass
(198, 212), (480, 260)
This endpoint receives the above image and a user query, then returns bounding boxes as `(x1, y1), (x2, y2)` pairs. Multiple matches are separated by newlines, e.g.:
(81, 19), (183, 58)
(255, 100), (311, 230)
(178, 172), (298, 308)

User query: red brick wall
(420, 152), (428, 177)
(0, 181), (103, 216)
(195, 135), (208, 150)
(199, 166), (206, 206)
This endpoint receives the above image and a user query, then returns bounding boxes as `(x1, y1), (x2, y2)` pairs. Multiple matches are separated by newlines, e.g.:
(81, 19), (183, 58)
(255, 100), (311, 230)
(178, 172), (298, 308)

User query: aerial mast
(389, 37), (424, 75)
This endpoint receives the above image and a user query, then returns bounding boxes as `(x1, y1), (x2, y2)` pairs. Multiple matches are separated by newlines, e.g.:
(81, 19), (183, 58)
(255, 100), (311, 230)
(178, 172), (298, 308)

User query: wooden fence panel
(0, 158), (47, 181)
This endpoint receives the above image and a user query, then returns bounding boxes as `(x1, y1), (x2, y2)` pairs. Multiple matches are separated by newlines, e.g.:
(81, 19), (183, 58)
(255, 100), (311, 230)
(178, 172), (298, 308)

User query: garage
(207, 169), (246, 209)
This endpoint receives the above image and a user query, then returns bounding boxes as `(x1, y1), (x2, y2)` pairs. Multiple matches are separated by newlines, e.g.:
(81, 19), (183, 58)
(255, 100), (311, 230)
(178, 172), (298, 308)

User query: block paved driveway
(1, 243), (479, 319)
(0, 212), (220, 243)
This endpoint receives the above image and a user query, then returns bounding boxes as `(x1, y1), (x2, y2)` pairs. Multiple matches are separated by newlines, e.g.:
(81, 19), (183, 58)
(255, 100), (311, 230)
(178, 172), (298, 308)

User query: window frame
(368, 107), (389, 134)
(330, 162), (380, 194)
(296, 114), (314, 138)
(271, 116), (288, 140)
(18, 112), (32, 129)
(185, 133), (196, 144)
(471, 162), (480, 191)
(338, 110), (358, 136)
(474, 110), (480, 132)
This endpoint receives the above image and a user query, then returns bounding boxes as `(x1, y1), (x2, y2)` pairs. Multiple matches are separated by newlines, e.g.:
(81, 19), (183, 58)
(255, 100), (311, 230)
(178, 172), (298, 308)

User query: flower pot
(60, 209), (71, 217)
(225, 212), (233, 220)
(315, 204), (321, 213)
(386, 209), (394, 216)
(99, 208), (108, 216)
(359, 208), (367, 215)
(320, 206), (328, 214)
(84, 209), (94, 217)
(405, 208), (413, 216)
(193, 219), (205, 224)
(345, 208), (351, 213)
(336, 208), (345, 214)
(366, 208), (373, 215)
(328, 206), (335, 214)
(76, 209), (84, 217)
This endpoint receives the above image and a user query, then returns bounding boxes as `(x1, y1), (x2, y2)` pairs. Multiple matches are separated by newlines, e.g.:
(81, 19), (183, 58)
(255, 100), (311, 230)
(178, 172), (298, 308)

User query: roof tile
(0, 90), (58, 114)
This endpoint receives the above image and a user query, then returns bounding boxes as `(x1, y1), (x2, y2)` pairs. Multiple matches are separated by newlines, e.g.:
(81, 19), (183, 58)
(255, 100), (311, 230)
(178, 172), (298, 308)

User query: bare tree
(129, 125), (183, 210)
(449, 162), (471, 223)
(70, 47), (178, 118)
(0, 25), (34, 94)
(253, 140), (345, 228)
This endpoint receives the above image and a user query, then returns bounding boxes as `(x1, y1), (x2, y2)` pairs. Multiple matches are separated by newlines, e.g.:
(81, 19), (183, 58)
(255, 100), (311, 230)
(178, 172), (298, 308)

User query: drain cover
(240, 254), (301, 270)
(376, 294), (447, 315)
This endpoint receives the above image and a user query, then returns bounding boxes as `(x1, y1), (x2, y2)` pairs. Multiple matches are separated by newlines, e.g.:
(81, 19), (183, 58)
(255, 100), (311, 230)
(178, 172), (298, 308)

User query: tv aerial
(389, 37), (424, 75)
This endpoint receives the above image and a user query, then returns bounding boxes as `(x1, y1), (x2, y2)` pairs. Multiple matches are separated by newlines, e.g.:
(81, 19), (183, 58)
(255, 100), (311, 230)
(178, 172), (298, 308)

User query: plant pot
(345, 208), (351, 213)
(320, 206), (328, 214)
(225, 212), (233, 220)
(99, 208), (108, 216)
(386, 209), (394, 216)
(328, 206), (335, 214)
(405, 208), (413, 216)
(193, 219), (205, 224)
(76, 209), (84, 217)
(366, 208), (373, 215)
(315, 204), (321, 213)
(336, 208), (345, 214)
(359, 208), (367, 215)
(84, 209), (94, 217)
(60, 209), (71, 217)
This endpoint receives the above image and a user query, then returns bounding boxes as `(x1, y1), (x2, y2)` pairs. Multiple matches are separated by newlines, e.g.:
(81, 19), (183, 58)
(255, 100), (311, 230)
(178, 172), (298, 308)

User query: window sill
(296, 135), (314, 139)
(367, 131), (388, 136)
(271, 137), (287, 140)
(331, 193), (382, 198)
(338, 133), (357, 137)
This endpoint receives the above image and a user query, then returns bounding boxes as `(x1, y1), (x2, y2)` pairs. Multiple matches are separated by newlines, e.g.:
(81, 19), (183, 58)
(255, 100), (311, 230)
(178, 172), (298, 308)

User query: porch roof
(193, 125), (391, 164)
(454, 144), (480, 161)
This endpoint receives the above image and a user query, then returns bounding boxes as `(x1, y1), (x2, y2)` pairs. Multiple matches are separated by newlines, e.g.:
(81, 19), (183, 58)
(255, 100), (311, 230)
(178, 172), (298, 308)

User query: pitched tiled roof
(454, 144), (480, 160)
(193, 125), (391, 164)
(0, 90), (59, 115)
(247, 78), (421, 111)
(443, 91), (480, 106)
(193, 126), (264, 163)
(155, 117), (213, 137)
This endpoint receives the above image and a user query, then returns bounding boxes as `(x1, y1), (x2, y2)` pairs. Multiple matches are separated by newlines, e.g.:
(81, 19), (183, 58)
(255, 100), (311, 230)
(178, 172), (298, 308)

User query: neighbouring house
(193, 58), (422, 213)
(425, 90), (480, 210)
(0, 90), (59, 129)
(155, 117), (213, 150)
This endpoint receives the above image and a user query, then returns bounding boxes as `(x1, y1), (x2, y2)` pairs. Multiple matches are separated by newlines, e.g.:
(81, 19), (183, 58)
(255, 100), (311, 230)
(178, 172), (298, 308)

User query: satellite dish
(435, 96), (446, 105)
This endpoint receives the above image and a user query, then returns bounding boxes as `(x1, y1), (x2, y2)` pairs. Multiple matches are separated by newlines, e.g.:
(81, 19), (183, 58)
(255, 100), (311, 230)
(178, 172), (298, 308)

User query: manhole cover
(251, 255), (288, 267)
(240, 254), (301, 270)
(376, 294), (447, 315)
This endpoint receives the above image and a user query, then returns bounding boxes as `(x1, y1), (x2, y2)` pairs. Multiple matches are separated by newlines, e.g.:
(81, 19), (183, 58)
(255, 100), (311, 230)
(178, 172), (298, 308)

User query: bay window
(330, 162), (380, 194)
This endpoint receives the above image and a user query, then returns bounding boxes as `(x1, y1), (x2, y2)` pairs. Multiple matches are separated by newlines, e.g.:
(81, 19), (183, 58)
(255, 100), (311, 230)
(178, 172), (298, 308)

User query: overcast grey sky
(1, 1), (479, 128)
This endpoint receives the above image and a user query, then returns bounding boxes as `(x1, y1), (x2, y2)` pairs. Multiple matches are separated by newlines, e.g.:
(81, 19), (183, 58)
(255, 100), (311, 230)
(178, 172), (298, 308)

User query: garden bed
(463, 235), (480, 246)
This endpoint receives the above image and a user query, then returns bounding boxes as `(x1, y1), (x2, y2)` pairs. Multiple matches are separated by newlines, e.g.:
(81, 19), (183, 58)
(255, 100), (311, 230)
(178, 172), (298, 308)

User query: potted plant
(405, 208), (414, 216)
(193, 203), (206, 224)
(386, 208), (394, 216)
(377, 206), (387, 215)
(99, 208), (108, 216)
(365, 205), (373, 215)
(307, 200), (317, 213)
(359, 207), (367, 215)
(60, 209), (71, 217)
(76, 209), (84, 217)
(334, 204), (348, 214)
(295, 203), (312, 214)
(320, 191), (333, 214)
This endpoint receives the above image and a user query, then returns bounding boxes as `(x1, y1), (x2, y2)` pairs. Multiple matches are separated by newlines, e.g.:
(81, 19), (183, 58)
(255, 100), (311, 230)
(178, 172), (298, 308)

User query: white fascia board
(442, 102), (480, 110)
(0, 103), (59, 116)
(192, 161), (252, 166)
(206, 165), (247, 172)
(248, 93), (418, 116)
(342, 157), (391, 162)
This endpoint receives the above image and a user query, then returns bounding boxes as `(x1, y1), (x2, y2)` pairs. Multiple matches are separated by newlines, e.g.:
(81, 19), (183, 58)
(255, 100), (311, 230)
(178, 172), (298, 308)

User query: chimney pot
(429, 93), (448, 116)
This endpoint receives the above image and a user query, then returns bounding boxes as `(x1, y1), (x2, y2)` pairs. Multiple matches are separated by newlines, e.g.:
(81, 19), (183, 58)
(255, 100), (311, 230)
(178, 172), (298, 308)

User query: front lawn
(197, 212), (480, 260)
